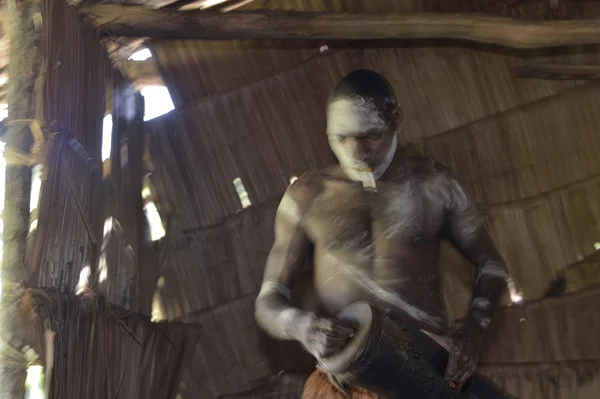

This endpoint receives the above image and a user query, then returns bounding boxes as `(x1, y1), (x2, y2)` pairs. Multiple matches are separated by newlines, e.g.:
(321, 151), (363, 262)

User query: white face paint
(326, 97), (398, 182)
(372, 134), (397, 180)
(326, 97), (386, 136)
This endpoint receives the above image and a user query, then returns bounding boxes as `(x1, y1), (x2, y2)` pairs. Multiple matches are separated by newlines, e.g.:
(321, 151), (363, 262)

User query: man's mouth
(351, 159), (375, 169)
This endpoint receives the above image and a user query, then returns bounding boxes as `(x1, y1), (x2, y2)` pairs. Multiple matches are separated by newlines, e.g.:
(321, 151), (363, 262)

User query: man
(255, 69), (509, 397)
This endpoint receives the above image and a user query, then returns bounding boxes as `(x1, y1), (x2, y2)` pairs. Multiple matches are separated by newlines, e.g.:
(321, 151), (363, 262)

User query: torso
(297, 156), (452, 335)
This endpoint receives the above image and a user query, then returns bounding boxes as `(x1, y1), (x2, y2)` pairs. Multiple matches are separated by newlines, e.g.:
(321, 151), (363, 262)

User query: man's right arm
(254, 184), (312, 341)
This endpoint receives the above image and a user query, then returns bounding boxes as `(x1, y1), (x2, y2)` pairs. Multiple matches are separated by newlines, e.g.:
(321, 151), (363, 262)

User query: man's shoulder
(291, 167), (330, 186)
(275, 167), (334, 223)
(393, 155), (452, 177)
(284, 167), (331, 203)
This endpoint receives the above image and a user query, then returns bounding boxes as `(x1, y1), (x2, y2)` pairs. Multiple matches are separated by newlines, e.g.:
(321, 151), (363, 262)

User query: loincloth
(302, 368), (380, 399)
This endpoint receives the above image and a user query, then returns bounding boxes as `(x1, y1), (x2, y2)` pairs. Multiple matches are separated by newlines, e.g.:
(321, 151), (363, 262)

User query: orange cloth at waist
(302, 368), (380, 399)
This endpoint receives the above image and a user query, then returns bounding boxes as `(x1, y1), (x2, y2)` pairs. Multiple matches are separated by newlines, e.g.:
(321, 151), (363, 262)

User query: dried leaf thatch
(28, 0), (109, 296)
(29, 289), (200, 399)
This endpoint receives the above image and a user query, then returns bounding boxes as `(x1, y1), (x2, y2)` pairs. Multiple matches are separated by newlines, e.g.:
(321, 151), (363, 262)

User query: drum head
(318, 301), (376, 375)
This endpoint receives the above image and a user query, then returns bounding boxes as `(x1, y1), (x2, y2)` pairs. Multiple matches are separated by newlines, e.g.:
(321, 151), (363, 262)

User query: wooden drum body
(318, 301), (465, 399)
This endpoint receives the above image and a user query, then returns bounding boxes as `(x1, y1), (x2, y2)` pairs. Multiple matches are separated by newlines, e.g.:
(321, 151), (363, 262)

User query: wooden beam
(513, 64), (600, 80)
(79, 4), (600, 49)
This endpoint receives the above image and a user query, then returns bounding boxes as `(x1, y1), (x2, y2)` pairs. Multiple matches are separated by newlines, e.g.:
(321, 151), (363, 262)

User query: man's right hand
(292, 312), (355, 360)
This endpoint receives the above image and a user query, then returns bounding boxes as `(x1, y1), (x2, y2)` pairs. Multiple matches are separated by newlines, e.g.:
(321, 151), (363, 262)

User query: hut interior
(0, 0), (600, 398)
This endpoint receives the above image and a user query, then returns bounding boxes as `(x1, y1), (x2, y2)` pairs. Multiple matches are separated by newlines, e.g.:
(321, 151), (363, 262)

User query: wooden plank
(81, 5), (600, 49)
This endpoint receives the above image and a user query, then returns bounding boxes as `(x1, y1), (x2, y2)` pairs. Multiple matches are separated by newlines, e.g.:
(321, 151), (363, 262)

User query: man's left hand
(443, 320), (484, 391)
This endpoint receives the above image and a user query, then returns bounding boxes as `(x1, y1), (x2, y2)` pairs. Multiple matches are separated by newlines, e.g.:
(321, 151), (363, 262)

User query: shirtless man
(254, 69), (509, 395)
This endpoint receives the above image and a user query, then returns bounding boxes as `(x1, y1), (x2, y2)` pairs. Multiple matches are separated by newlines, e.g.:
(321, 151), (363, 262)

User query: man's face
(326, 96), (396, 172)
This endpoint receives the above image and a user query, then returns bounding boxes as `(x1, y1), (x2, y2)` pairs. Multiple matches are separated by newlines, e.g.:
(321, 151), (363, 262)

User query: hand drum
(318, 301), (465, 399)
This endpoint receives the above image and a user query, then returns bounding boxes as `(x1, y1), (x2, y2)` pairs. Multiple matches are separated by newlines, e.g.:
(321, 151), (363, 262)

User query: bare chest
(304, 178), (446, 251)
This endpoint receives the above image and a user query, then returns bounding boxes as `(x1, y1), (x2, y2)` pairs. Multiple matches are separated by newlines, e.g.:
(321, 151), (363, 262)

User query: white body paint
(378, 169), (476, 241)
(472, 297), (491, 310)
(276, 308), (303, 338)
(322, 253), (444, 328)
(478, 261), (508, 281)
(258, 280), (291, 300)
(447, 180), (480, 244)
(256, 281), (302, 340)
(277, 192), (303, 224)
(474, 316), (491, 329)
(380, 176), (441, 239)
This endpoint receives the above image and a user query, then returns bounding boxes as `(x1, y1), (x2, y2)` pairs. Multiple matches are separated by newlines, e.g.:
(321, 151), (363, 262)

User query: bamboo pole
(0, 0), (41, 397)
(81, 4), (600, 49)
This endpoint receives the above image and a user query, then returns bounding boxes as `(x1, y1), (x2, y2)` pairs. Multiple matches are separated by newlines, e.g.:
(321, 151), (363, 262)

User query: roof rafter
(80, 4), (600, 49)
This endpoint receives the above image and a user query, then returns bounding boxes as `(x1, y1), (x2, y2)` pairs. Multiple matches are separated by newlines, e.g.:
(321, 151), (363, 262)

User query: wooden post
(127, 91), (146, 312)
(0, 0), (41, 397)
(98, 72), (146, 310)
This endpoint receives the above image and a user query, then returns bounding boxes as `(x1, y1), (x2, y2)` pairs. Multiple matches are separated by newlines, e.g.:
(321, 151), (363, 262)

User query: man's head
(326, 69), (402, 180)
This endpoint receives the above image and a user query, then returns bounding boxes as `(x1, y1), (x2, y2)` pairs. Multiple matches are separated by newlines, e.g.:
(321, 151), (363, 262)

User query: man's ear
(390, 105), (404, 132)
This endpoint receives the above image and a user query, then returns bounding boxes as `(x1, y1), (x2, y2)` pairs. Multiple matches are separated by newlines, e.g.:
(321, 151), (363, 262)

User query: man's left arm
(438, 165), (509, 386)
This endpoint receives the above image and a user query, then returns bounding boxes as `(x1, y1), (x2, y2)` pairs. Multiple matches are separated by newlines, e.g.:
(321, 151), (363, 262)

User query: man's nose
(349, 139), (368, 159)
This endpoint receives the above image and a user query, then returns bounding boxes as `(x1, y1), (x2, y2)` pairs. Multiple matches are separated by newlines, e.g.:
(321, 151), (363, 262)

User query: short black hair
(330, 69), (397, 115)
